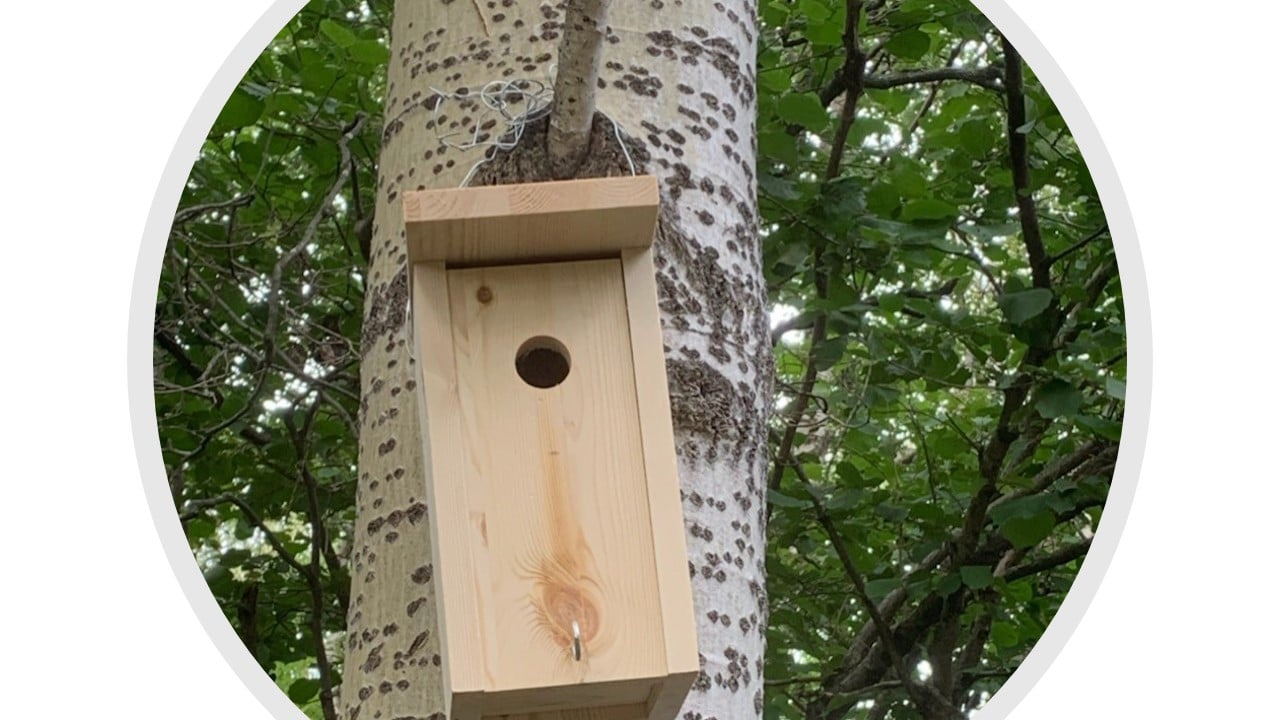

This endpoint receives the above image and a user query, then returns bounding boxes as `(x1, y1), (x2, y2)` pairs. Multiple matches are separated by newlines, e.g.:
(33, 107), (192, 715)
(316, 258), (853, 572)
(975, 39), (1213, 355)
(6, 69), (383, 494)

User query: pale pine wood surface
(462, 676), (659, 719)
(414, 262), (488, 719)
(408, 177), (695, 719)
(446, 258), (668, 697)
(488, 700), (649, 720)
(619, 248), (700, 718)
(405, 177), (658, 265)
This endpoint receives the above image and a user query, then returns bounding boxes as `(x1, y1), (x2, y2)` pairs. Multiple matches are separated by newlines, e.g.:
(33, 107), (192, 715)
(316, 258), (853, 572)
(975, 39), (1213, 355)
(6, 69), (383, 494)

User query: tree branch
(825, 0), (867, 179)
(1004, 538), (1093, 582)
(953, 608), (992, 691)
(794, 462), (962, 720)
(769, 0), (866, 514)
(173, 192), (254, 225)
(169, 114), (366, 472)
(286, 408), (339, 720)
(1000, 35), (1050, 290)
(822, 60), (1002, 106)
(548, 0), (609, 178)
(1049, 224), (1109, 268)
(154, 329), (207, 383)
(181, 494), (312, 579)
(864, 65), (1003, 91)
(235, 582), (261, 660)
(992, 440), (1112, 507)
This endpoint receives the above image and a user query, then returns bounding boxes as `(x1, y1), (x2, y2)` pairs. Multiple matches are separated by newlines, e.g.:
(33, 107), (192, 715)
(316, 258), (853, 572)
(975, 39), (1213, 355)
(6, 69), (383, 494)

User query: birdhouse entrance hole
(404, 176), (698, 720)
(516, 336), (571, 388)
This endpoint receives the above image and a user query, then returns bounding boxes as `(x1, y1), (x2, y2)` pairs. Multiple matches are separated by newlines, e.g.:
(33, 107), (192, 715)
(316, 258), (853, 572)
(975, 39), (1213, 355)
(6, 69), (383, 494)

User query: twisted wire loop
(428, 76), (637, 187)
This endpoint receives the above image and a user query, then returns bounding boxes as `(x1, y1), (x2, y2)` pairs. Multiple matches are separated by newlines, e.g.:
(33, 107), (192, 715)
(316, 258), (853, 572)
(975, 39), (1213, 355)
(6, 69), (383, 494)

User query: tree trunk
(342, 2), (769, 719)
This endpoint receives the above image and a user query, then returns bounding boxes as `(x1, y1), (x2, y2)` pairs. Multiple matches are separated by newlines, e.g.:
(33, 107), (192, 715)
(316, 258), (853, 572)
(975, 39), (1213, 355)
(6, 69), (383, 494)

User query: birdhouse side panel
(410, 261), (489, 713)
(446, 259), (669, 694)
(619, 248), (701, 719)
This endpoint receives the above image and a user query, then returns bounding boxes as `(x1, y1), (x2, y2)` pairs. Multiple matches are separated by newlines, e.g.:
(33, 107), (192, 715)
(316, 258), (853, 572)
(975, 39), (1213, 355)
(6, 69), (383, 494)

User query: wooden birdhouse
(403, 176), (698, 720)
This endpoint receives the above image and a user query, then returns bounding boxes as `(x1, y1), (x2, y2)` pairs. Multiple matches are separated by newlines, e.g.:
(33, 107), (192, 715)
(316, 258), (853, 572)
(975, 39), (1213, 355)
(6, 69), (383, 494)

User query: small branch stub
(548, 0), (610, 178)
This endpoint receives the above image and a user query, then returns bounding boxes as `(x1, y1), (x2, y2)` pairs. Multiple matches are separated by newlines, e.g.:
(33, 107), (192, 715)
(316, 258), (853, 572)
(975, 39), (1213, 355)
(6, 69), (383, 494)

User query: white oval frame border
(126, 2), (1152, 718)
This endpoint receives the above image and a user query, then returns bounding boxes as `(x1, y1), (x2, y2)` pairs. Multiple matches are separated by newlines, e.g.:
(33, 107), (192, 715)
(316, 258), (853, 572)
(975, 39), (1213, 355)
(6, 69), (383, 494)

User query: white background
(1, 1), (1272, 717)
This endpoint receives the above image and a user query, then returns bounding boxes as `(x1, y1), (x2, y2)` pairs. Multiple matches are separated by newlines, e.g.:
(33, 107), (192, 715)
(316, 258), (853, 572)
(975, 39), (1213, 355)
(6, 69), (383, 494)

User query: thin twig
(1049, 224), (1110, 267)
(864, 65), (1003, 91)
(173, 193), (255, 225)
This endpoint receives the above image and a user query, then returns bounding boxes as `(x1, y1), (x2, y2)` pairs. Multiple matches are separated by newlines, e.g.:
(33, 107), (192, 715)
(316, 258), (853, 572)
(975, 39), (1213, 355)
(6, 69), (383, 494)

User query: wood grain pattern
(407, 177), (696, 719)
(413, 262), (488, 720)
(447, 259), (667, 698)
(620, 248), (700, 719)
(487, 698), (649, 720)
(404, 176), (658, 265)
(469, 677), (659, 719)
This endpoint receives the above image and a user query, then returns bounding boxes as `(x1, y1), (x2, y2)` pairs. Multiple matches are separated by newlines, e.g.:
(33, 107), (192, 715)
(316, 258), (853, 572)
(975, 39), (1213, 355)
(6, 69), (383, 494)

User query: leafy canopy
(155, 1), (1123, 719)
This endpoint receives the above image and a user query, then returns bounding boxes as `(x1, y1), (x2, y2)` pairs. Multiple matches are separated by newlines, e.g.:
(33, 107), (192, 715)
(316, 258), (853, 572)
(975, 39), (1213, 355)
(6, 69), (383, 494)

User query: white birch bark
(342, 2), (769, 719)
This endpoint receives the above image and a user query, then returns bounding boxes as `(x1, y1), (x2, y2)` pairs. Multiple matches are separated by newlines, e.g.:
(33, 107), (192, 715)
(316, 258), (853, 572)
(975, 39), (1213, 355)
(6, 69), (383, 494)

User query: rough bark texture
(342, 2), (769, 720)
(547, 0), (609, 178)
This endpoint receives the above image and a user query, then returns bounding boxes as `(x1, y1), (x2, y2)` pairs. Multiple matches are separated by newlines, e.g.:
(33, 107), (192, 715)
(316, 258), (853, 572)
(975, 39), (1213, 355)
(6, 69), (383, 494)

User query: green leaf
(991, 622), (1020, 648)
(865, 578), (900, 601)
(960, 565), (994, 589)
(202, 562), (229, 587)
(878, 293), (904, 313)
(349, 39), (389, 66)
(825, 489), (864, 511)
(762, 1), (791, 26)
(900, 198), (957, 222)
(1034, 379), (1084, 419)
(186, 518), (216, 541)
(758, 130), (799, 164)
(760, 174), (801, 200)
(759, 68), (792, 94)
(866, 88), (911, 114)
(851, 545), (879, 574)
(837, 461), (880, 489)
(874, 502), (909, 523)
(910, 500), (948, 526)
(812, 337), (846, 371)
(797, 0), (833, 21)
(807, 23), (844, 45)
(884, 29), (931, 60)
(318, 18), (357, 47)
(212, 89), (264, 133)
(1105, 376), (1126, 400)
(819, 177), (866, 216)
(777, 94), (830, 132)
(999, 510), (1057, 549)
(1077, 414), (1123, 441)
(1007, 579), (1034, 603)
(767, 490), (810, 509)
(865, 182), (900, 215)
(287, 678), (321, 703)
(956, 120), (996, 156)
(934, 572), (962, 595)
(989, 494), (1049, 525)
(997, 288), (1054, 324)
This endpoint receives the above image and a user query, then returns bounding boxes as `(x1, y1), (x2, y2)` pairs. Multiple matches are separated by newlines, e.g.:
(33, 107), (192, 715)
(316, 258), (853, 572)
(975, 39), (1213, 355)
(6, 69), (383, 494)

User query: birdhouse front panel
(447, 259), (667, 694)
(405, 176), (698, 720)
